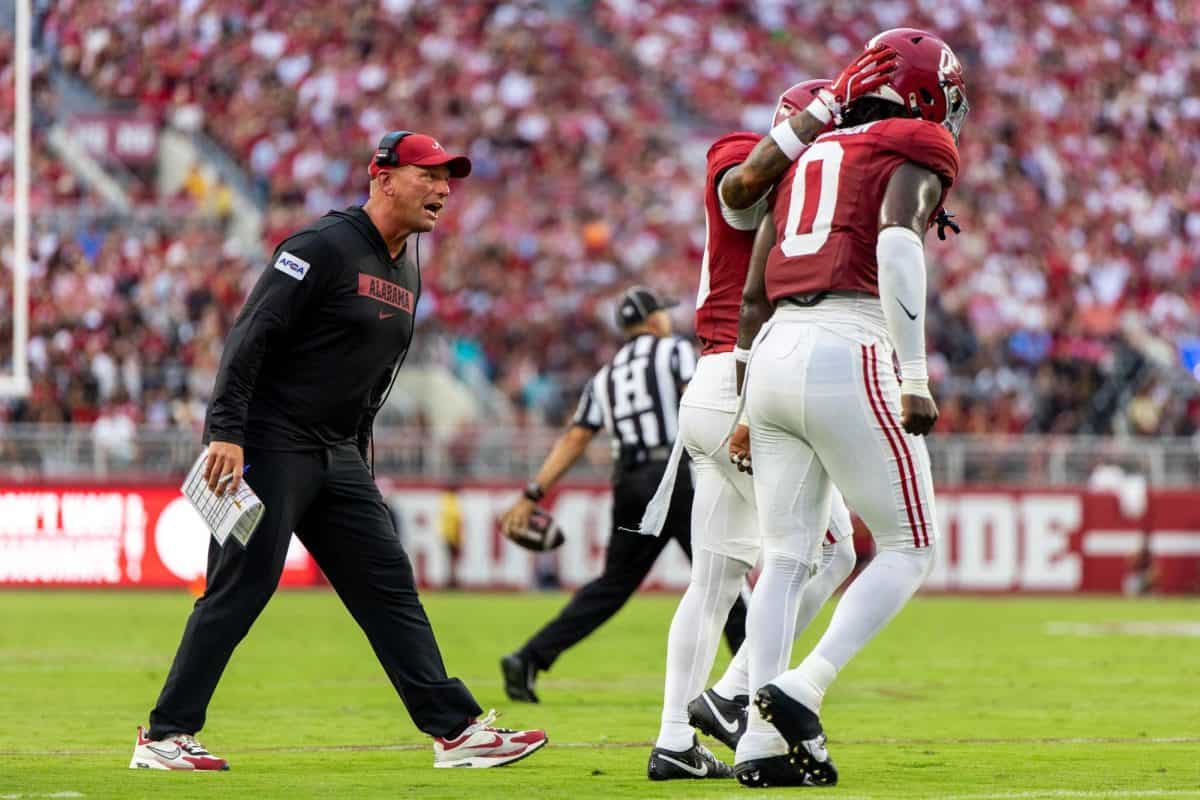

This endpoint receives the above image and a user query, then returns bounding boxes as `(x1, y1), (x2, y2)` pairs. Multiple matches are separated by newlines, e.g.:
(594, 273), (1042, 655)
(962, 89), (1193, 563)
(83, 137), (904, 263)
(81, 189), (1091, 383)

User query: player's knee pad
(761, 549), (813, 585)
(760, 528), (817, 567)
(821, 536), (857, 585)
(875, 537), (936, 581)
(689, 548), (750, 605)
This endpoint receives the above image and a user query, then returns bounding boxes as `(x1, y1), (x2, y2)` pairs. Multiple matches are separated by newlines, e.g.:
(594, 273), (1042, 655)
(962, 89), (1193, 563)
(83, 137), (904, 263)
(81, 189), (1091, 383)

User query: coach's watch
(523, 482), (545, 503)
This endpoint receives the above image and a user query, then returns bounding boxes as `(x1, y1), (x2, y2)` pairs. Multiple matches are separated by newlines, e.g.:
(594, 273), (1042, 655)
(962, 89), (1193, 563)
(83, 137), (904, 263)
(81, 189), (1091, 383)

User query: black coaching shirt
(205, 206), (419, 452)
(573, 333), (696, 471)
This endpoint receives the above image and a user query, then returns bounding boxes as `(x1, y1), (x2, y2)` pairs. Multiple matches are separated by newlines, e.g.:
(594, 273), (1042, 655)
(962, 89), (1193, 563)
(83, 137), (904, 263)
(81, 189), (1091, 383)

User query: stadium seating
(4, 1), (1197, 436)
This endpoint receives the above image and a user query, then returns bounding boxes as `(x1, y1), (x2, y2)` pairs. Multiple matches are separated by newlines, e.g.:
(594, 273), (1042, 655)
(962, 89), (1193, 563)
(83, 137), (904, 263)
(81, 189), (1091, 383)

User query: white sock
(773, 653), (838, 713)
(713, 536), (854, 700)
(656, 549), (749, 751)
(776, 548), (932, 709)
(735, 549), (811, 762)
(711, 642), (748, 701)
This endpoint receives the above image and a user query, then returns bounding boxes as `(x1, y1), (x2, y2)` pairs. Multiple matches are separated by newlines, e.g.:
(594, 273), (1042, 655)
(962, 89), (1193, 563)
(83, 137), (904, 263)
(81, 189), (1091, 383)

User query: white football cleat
(129, 726), (230, 771)
(433, 710), (547, 768)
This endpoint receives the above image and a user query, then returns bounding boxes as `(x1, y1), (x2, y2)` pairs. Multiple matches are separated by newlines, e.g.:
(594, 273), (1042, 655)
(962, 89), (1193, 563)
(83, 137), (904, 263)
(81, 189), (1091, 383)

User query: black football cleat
(753, 683), (838, 786)
(500, 652), (540, 704)
(733, 754), (812, 788)
(647, 736), (733, 781)
(687, 688), (748, 752)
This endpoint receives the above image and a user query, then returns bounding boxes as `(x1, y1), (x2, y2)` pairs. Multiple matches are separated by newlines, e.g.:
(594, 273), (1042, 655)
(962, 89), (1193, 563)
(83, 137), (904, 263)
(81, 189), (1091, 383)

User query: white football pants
(735, 313), (937, 760)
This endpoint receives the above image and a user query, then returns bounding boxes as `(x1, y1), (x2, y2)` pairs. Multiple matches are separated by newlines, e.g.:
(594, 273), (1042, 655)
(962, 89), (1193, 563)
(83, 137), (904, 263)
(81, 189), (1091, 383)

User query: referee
(131, 131), (546, 772)
(499, 286), (748, 703)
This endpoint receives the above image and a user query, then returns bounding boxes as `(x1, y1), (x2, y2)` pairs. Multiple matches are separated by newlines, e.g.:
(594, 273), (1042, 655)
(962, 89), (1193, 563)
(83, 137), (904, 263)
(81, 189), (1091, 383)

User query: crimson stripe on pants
(860, 345), (921, 548)
(868, 345), (930, 547)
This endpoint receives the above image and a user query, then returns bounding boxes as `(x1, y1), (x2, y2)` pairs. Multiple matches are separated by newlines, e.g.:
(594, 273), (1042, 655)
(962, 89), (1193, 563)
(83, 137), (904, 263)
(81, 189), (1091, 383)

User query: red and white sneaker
(129, 726), (230, 771)
(433, 710), (547, 768)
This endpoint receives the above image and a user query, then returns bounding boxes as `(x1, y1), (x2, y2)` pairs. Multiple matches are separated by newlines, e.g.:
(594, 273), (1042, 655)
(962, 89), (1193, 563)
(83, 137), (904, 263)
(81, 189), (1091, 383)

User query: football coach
(130, 132), (547, 772)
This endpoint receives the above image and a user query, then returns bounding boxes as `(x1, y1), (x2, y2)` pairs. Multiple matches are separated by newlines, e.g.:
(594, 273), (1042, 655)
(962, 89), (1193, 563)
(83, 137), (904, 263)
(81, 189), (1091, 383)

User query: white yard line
(1047, 621), (1200, 637)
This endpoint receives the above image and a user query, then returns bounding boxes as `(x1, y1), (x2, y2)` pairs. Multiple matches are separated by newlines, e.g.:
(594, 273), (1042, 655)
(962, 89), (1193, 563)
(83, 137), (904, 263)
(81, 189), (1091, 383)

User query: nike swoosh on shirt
(703, 692), (741, 735)
(896, 298), (919, 321)
(657, 753), (708, 777)
(379, 311), (397, 320)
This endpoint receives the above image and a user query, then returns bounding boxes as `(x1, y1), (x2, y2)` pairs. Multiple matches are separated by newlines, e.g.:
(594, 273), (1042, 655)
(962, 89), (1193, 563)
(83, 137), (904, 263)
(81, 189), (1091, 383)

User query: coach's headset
(374, 130), (415, 168)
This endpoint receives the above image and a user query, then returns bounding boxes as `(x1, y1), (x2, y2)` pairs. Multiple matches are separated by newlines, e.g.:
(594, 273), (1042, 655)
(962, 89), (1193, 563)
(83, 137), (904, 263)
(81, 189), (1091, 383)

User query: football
(508, 507), (566, 552)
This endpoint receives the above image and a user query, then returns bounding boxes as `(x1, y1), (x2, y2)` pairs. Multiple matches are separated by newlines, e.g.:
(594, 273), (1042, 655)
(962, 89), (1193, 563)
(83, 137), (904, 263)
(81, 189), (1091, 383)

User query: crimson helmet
(863, 28), (969, 140)
(772, 79), (832, 128)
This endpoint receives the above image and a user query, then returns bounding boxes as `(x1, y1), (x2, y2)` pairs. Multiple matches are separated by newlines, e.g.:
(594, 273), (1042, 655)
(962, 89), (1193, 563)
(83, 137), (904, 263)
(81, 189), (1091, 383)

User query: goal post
(1, 0), (31, 399)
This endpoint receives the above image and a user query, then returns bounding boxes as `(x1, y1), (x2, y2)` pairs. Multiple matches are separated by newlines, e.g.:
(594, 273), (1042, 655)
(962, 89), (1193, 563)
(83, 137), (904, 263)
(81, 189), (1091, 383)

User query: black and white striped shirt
(572, 334), (696, 468)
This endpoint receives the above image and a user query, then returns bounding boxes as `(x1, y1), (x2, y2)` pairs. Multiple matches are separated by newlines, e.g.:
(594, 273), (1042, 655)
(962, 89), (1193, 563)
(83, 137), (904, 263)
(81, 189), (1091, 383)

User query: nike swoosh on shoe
(658, 754), (708, 777)
(703, 693), (741, 734)
(146, 744), (182, 760)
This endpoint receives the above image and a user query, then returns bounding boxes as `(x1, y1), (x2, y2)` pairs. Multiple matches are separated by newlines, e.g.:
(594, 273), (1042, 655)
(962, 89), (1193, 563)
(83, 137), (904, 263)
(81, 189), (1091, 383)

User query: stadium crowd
(4, 0), (1199, 439)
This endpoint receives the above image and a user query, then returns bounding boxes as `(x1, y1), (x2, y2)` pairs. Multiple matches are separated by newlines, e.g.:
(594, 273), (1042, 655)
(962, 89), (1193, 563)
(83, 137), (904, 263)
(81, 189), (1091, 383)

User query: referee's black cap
(615, 285), (679, 329)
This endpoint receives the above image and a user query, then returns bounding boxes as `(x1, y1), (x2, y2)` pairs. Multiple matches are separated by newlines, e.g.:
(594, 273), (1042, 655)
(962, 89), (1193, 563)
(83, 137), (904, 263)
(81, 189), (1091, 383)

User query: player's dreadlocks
(838, 96), (911, 129)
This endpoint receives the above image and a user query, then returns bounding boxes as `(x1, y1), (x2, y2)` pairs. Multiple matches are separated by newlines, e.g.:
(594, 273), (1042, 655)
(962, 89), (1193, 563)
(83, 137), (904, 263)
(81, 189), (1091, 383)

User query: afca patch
(273, 251), (311, 281)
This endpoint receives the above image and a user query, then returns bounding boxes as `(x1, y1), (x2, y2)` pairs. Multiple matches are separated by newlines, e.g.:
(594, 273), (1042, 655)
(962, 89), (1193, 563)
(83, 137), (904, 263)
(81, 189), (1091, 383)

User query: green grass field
(1, 590), (1198, 799)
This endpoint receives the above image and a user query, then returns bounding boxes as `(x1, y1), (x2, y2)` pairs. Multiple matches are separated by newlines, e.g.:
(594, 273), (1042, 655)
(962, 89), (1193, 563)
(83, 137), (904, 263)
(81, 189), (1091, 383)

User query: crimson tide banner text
(0, 482), (1197, 593)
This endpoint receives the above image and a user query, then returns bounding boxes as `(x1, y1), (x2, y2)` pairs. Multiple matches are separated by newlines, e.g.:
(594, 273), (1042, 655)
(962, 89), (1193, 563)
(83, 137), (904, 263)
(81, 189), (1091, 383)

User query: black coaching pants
(517, 460), (748, 670)
(148, 443), (482, 739)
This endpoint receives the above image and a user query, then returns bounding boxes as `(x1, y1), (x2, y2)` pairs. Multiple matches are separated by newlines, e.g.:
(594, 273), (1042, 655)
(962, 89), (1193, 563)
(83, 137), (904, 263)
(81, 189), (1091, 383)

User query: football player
(644, 51), (899, 781)
(730, 29), (968, 788)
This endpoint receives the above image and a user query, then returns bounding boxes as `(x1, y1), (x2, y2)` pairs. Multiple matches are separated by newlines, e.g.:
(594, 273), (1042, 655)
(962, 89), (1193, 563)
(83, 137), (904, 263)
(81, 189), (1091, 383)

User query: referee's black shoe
(753, 683), (838, 786)
(647, 736), (733, 780)
(500, 652), (540, 703)
(687, 688), (747, 752)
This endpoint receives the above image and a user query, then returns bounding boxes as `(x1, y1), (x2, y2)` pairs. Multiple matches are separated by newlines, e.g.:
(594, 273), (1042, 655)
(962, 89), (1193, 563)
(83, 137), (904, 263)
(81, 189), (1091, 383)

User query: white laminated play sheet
(181, 449), (265, 547)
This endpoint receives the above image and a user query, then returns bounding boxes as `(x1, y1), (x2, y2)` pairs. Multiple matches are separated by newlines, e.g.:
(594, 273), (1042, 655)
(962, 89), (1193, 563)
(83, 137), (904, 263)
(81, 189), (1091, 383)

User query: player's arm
(878, 162), (945, 436)
(205, 233), (331, 493)
(735, 215), (776, 394)
(728, 215), (776, 473)
(721, 44), (899, 212)
(719, 113), (827, 212)
(502, 425), (596, 539)
(502, 375), (603, 538)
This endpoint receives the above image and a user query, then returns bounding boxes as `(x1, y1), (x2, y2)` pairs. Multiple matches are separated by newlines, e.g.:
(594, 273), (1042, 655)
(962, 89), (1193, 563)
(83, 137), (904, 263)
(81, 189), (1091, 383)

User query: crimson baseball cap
(368, 131), (471, 179)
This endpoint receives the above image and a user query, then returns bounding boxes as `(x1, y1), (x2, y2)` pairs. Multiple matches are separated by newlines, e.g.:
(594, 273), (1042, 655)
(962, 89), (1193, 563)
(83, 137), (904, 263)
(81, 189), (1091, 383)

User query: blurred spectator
(0, 0), (1194, 437)
(92, 390), (138, 466)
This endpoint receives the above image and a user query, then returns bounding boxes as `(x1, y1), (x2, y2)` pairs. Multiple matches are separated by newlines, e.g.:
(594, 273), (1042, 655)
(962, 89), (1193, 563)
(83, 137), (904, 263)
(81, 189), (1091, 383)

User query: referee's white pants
(746, 321), (938, 562)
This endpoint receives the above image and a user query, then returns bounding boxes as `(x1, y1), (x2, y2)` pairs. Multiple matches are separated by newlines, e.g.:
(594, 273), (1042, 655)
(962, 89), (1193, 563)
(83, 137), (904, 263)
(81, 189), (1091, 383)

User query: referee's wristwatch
(523, 481), (545, 503)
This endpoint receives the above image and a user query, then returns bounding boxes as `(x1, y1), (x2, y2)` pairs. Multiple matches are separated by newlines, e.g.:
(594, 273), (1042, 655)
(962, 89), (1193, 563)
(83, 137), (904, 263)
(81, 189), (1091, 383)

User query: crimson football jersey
(694, 132), (759, 355)
(765, 117), (959, 303)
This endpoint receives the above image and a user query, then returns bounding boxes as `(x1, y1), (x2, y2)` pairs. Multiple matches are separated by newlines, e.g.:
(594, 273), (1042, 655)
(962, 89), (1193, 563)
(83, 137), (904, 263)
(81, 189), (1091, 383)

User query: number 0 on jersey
(781, 141), (844, 258)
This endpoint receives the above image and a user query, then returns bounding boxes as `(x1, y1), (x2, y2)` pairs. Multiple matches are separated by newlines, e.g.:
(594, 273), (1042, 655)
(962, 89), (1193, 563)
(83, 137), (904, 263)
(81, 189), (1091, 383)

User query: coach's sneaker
(733, 754), (812, 788)
(501, 652), (540, 703)
(433, 710), (547, 768)
(129, 726), (229, 771)
(647, 736), (733, 780)
(687, 688), (748, 751)
(753, 684), (838, 786)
